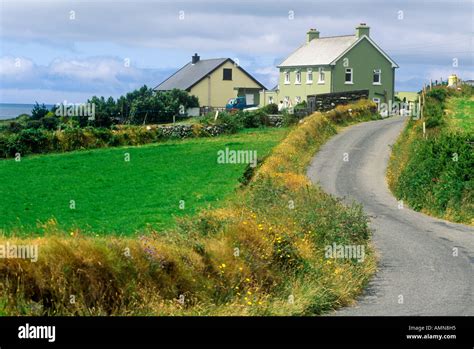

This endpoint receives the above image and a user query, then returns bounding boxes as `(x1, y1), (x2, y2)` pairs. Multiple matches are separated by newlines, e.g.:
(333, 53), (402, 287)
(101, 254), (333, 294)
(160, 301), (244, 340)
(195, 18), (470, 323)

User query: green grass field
(446, 96), (474, 133)
(0, 128), (288, 236)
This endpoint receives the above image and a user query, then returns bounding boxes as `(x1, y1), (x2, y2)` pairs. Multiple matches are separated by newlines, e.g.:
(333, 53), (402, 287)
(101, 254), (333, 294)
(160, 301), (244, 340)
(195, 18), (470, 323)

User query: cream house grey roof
(155, 58), (228, 91)
(278, 35), (358, 67)
(155, 58), (266, 91)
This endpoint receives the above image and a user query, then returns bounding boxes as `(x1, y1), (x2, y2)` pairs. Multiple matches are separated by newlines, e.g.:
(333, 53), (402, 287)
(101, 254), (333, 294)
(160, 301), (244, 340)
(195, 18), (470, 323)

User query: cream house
(155, 54), (266, 108)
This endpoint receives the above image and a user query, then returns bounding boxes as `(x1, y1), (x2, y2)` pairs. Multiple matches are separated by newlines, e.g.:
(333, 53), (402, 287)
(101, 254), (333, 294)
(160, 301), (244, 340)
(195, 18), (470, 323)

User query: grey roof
(279, 35), (358, 67)
(155, 58), (228, 91)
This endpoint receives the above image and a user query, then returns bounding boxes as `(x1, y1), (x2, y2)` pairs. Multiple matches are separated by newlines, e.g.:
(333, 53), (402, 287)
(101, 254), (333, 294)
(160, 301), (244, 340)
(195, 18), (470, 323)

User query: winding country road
(307, 115), (474, 316)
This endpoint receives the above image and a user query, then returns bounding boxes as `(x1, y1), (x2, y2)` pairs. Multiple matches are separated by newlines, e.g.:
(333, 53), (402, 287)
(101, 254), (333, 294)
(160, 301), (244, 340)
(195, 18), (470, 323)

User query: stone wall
(307, 90), (369, 113)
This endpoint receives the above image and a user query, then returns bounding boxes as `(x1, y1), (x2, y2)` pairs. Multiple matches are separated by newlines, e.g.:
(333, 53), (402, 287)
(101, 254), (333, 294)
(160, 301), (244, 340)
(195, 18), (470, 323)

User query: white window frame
(295, 96), (301, 104)
(284, 71), (290, 85)
(284, 96), (290, 107)
(344, 68), (353, 84)
(318, 67), (325, 84)
(373, 69), (382, 85)
(268, 96), (274, 104)
(295, 70), (301, 85)
(306, 69), (313, 84)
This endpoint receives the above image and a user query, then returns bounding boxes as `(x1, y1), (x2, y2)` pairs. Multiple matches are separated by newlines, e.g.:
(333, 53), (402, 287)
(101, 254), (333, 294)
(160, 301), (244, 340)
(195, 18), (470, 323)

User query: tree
(31, 102), (50, 120)
(128, 88), (199, 124)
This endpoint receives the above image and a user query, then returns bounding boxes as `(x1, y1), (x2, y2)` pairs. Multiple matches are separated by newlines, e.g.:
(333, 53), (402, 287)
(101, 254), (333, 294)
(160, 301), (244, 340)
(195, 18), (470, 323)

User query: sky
(0, 0), (472, 104)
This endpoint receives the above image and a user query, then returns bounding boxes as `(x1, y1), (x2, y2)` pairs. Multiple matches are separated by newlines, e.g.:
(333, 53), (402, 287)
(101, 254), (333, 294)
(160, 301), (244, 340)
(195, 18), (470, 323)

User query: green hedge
(0, 124), (228, 159)
(389, 86), (473, 223)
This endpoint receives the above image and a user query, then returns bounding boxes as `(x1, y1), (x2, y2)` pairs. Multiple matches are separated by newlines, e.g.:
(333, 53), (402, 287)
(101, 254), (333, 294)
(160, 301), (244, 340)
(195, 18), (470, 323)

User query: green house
(261, 23), (398, 108)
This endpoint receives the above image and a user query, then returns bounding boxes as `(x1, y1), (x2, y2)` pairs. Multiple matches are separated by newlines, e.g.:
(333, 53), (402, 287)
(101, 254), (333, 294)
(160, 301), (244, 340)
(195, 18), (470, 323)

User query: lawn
(446, 96), (474, 133)
(0, 128), (288, 236)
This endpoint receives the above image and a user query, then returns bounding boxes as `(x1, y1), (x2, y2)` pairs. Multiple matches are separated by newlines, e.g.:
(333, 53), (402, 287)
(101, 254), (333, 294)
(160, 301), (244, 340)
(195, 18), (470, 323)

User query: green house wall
(332, 38), (395, 103)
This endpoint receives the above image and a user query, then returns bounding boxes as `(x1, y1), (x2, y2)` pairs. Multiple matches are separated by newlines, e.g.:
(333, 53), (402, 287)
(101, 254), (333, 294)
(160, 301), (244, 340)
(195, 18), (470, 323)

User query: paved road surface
(307, 115), (473, 315)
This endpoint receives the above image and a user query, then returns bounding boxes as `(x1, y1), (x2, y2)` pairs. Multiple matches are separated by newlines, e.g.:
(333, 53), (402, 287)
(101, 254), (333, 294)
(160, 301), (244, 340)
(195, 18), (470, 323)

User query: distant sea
(0, 103), (55, 120)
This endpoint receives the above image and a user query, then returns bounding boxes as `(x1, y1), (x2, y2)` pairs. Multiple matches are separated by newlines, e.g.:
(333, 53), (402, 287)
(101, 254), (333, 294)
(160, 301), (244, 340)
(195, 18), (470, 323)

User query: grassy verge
(387, 86), (473, 225)
(445, 96), (474, 133)
(0, 128), (288, 235)
(0, 100), (379, 315)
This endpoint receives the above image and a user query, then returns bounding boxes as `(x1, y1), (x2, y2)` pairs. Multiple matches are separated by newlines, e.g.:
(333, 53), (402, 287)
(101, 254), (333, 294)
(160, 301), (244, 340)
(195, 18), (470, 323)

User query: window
(345, 68), (353, 84)
(246, 94), (254, 105)
(373, 69), (381, 85)
(223, 68), (232, 80)
(295, 96), (301, 104)
(307, 69), (313, 84)
(284, 71), (290, 84)
(268, 96), (274, 104)
(284, 96), (290, 107)
(295, 71), (301, 84)
(318, 67), (325, 84)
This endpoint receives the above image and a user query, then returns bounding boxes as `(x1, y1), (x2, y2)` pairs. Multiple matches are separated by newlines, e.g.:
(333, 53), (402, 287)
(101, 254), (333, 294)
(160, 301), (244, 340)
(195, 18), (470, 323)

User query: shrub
(294, 100), (308, 111)
(6, 121), (24, 133)
(31, 102), (50, 120)
(212, 111), (244, 133)
(15, 129), (49, 154)
(427, 87), (449, 103)
(26, 120), (42, 130)
(261, 103), (279, 114)
(239, 110), (270, 128)
(41, 116), (60, 131)
(281, 111), (299, 127)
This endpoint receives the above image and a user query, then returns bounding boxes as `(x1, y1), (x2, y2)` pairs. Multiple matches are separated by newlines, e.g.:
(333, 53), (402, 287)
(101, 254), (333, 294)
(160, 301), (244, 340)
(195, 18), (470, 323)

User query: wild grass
(445, 96), (474, 133)
(0, 100), (379, 316)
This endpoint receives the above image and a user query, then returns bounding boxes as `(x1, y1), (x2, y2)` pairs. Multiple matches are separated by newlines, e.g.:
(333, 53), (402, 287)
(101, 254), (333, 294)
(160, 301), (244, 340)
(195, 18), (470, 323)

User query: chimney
(306, 28), (320, 42)
(355, 23), (370, 38)
(192, 53), (200, 64)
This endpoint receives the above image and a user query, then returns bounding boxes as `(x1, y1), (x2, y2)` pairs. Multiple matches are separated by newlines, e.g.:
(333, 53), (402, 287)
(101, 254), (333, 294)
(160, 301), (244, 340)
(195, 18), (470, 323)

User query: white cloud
(0, 55), (171, 103)
(0, 56), (35, 76)
(48, 58), (141, 83)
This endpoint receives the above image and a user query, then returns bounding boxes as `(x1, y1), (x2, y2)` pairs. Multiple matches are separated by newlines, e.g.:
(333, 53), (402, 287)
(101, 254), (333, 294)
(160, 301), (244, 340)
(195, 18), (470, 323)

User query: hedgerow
(387, 86), (473, 224)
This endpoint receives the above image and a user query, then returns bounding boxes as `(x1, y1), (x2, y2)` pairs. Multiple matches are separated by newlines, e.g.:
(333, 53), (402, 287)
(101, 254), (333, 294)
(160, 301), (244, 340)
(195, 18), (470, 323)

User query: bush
(31, 102), (50, 120)
(26, 120), (43, 130)
(394, 131), (472, 220)
(11, 129), (49, 154)
(7, 121), (24, 133)
(239, 110), (270, 128)
(41, 116), (60, 130)
(209, 111), (244, 133)
(427, 88), (449, 103)
(261, 103), (279, 114)
(294, 100), (308, 111)
(281, 111), (299, 127)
